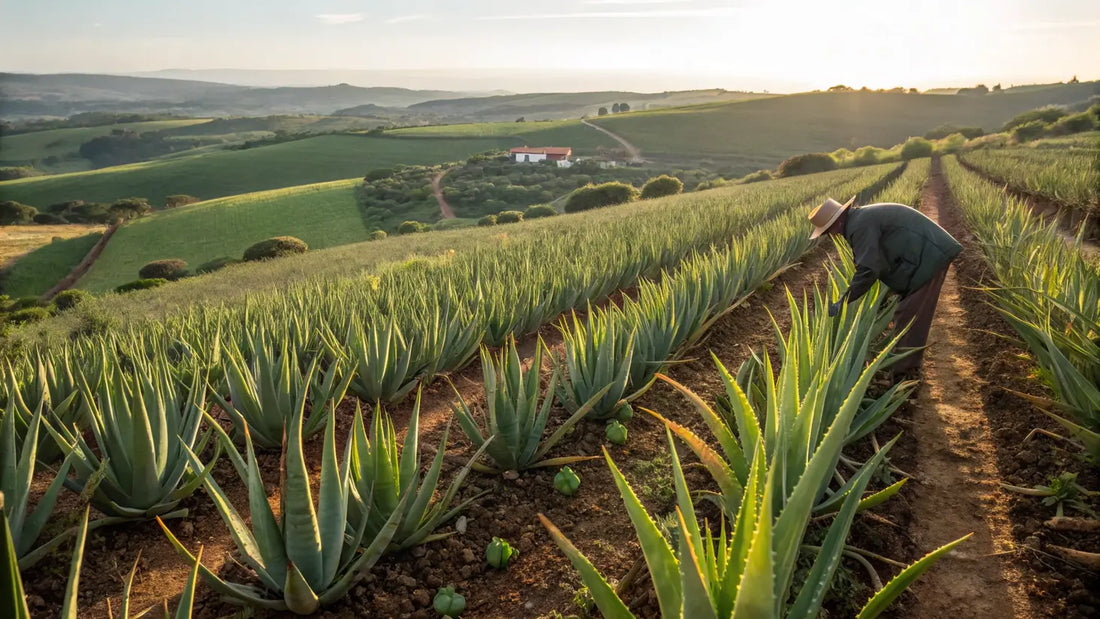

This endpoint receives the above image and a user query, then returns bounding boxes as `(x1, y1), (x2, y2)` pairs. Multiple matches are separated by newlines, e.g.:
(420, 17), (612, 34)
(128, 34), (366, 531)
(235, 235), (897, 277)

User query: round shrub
(139, 259), (188, 280)
(53, 289), (91, 311)
(738, 170), (773, 184)
(496, 210), (524, 224)
(115, 278), (167, 294)
(5, 307), (50, 325)
(368, 229), (388, 240)
(564, 182), (640, 213)
(1050, 112), (1096, 136)
(397, 221), (429, 234)
(33, 212), (67, 225)
(478, 214), (498, 227)
(243, 236), (309, 261)
(640, 175), (684, 199)
(8, 297), (42, 311)
(196, 257), (240, 274)
(523, 204), (558, 219)
(164, 194), (200, 209)
(900, 137), (934, 160)
(1012, 120), (1048, 143)
(777, 153), (837, 177)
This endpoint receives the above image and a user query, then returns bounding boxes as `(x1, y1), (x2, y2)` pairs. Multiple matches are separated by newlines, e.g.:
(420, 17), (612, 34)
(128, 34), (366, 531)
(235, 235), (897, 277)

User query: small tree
(368, 229), (388, 240)
(640, 175), (684, 199)
(0, 201), (38, 225)
(619, 102), (630, 112)
(33, 212), (67, 225)
(612, 103), (621, 114)
(108, 197), (152, 222)
(776, 153), (837, 177)
(115, 278), (167, 294)
(900, 137), (934, 160)
(478, 214), (498, 227)
(598, 107), (609, 116)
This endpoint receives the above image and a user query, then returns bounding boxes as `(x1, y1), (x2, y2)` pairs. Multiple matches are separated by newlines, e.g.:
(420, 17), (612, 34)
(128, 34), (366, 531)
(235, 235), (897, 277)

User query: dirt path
(432, 170), (456, 219)
(42, 222), (120, 301)
(581, 119), (644, 163)
(904, 160), (1035, 618)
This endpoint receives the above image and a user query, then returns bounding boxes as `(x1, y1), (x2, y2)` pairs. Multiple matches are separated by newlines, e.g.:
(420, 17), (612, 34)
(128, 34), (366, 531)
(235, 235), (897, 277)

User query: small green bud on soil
(554, 466), (581, 496)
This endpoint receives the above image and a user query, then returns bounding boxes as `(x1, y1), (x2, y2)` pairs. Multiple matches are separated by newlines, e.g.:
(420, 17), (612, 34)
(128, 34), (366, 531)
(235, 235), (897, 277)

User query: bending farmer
(808, 196), (962, 375)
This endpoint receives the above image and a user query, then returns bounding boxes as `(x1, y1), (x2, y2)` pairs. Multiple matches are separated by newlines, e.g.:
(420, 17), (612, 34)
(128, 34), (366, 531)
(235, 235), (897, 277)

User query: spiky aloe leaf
(856, 533), (972, 619)
(60, 505), (90, 619)
(0, 493), (31, 619)
(538, 514), (636, 619)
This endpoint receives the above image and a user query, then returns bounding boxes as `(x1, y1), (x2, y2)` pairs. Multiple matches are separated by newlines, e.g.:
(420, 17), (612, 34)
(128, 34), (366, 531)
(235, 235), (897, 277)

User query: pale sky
(1, 0), (1098, 92)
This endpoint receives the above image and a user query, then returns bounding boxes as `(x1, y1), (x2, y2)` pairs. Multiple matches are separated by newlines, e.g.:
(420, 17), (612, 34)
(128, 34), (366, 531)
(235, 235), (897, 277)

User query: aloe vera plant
(1, 389), (78, 569)
(160, 391), (408, 614)
(2, 361), (83, 463)
(211, 328), (349, 450)
(452, 337), (607, 472)
(556, 308), (636, 420)
(349, 390), (490, 551)
(346, 316), (423, 403)
(49, 357), (212, 520)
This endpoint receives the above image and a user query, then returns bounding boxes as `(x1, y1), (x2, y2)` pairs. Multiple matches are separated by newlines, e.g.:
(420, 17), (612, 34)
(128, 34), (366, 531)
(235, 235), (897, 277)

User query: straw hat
(808, 196), (856, 239)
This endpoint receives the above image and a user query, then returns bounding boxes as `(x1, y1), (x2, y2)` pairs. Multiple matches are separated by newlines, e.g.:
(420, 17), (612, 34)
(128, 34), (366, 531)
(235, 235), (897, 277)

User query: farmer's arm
(842, 266), (878, 304)
(841, 217), (884, 305)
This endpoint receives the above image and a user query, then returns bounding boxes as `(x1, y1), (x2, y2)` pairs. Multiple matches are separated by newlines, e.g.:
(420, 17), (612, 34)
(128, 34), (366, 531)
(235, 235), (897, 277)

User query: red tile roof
(510, 147), (572, 155)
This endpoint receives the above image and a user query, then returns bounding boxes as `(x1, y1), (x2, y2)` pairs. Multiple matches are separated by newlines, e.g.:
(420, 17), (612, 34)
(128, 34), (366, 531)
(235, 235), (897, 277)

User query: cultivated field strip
(959, 147), (1099, 214)
(1, 163), (925, 616)
(942, 156), (1100, 460)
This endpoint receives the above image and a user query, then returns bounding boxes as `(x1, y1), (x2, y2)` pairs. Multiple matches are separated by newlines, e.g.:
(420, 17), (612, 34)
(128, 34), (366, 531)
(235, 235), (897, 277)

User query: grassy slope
(589, 86), (1100, 171)
(0, 134), (509, 209)
(387, 120), (616, 153)
(0, 119), (210, 168)
(74, 179), (369, 292)
(1, 231), (102, 298)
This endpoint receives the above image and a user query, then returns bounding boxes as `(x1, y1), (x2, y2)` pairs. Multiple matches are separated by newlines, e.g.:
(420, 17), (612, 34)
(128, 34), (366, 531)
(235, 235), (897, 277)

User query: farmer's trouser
(891, 262), (952, 372)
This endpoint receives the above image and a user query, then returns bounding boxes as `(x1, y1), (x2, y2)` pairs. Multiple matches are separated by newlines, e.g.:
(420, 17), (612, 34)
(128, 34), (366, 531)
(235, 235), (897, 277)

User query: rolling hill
(587, 83), (1100, 172)
(0, 134), (508, 208)
(72, 179), (370, 293)
(0, 118), (212, 171)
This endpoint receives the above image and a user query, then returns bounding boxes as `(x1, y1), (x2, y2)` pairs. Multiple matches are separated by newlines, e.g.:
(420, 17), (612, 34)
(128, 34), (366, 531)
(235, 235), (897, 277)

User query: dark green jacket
(842, 203), (962, 300)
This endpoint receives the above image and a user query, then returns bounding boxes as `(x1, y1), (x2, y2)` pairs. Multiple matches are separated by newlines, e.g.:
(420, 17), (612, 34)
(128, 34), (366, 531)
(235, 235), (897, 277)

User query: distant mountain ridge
(0, 72), (478, 118)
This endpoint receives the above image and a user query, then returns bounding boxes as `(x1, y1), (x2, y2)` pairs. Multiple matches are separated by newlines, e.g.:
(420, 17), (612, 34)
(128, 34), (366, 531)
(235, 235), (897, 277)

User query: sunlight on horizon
(2, 0), (1098, 92)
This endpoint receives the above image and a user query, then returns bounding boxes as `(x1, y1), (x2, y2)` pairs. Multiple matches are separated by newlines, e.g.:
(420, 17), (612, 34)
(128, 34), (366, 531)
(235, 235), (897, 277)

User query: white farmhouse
(510, 146), (573, 166)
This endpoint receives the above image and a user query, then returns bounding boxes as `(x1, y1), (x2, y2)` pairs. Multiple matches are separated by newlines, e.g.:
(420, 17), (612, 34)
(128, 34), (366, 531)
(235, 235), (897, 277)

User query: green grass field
(588, 87), (1100, 171)
(0, 119), (210, 171)
(0, 134), (509, 209)
(388, 120), (615, 153)
(1, 231), (102, 298)
(71, 179), (375, 292)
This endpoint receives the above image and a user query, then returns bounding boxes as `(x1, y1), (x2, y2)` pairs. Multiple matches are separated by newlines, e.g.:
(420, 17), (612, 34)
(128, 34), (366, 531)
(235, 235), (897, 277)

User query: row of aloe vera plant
(541, 235), (968, 618)
(0, 164), (907, 614)
(942, 155), (1100, 461)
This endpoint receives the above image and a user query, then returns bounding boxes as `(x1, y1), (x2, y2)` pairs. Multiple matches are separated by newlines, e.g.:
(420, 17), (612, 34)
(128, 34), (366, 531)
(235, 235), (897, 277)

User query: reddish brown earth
(432, 171), (456, 220)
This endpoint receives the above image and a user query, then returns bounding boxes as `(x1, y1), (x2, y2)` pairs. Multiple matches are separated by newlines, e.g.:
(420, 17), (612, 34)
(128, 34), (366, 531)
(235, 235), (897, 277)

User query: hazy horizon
(2, 0), (1099, 93)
